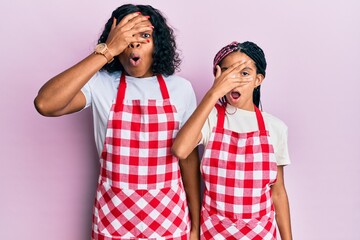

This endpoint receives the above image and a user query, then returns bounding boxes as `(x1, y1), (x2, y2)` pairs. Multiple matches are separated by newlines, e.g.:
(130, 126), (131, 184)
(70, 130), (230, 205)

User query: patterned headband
(213, 41), (239, 76)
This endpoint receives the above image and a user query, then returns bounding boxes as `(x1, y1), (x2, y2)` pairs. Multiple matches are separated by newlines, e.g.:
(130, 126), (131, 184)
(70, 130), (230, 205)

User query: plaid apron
(200, 104), (278, 240)
(92, 73), (190, 240)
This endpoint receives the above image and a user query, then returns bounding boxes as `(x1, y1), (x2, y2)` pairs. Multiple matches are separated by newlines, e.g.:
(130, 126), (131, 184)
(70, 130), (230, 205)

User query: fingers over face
(111, 18), (117, 30)
(119, 13), (152, 31)
(228, 60), (253, 73)
(118, 12), (141, 27)
(130, 22), (153, 34)
(129, 36), (150, 44)
(127, 25), (154, 45)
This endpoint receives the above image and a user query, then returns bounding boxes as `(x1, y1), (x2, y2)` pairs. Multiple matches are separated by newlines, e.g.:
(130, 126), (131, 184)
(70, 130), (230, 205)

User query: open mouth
(230, 91), (241, 100)
(130, 53), (141, 66)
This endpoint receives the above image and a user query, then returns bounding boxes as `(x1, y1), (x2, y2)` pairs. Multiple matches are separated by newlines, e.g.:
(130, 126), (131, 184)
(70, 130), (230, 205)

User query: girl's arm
(271, 166), (293, 240)
(171, 88), (219, 159)
(172, 61), (251, 160)
(34, 13), (153, 116)
(178, 148), (201, 239)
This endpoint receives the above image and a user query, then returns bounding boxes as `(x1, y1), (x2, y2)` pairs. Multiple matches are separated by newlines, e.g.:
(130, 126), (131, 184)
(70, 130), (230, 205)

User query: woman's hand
(210, 60), (253, 99)
(105, 12), (154, 56)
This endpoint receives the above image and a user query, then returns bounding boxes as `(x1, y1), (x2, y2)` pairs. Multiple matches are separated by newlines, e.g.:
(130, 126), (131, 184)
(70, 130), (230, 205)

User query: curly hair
(213, 41), (267, 108)
(98, 4), (181, 76)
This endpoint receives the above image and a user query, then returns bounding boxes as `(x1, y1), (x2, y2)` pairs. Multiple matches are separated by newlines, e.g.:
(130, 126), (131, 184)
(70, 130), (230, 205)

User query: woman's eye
(141, 33), (151, 38)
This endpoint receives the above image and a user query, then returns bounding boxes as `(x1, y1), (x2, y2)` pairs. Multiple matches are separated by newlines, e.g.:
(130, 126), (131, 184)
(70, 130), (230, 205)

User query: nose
(129, 42), (141, 48)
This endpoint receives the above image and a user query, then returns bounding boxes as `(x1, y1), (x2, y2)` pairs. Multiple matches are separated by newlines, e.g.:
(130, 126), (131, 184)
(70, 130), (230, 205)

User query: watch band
(102, 49), (114, 63)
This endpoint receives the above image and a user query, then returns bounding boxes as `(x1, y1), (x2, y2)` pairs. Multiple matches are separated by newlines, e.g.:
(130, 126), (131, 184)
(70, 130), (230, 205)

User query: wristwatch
(94, 43), (114, 63)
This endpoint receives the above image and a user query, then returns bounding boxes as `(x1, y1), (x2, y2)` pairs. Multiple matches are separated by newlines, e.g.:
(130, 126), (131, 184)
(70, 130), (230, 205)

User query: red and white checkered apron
(200, 104), (278, 240)
(92, 73), (190, 240)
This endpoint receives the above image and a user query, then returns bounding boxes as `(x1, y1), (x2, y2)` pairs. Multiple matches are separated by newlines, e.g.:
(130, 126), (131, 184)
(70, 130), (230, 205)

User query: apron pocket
(96, 182), (141, 237)
(201, 208), (275, 239)
(96, 182), (189, 238)
(255, 211), (276, 236)
(141, 183), (189, 238)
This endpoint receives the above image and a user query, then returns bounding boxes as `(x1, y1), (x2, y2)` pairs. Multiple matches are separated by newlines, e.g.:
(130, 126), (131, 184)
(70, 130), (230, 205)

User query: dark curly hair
(213, 41), (267, 108)
(98, 4), (181, 76)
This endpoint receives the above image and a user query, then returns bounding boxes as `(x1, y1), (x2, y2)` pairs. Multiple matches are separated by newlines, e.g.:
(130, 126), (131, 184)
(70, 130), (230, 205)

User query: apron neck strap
(116, 73), (170, 106)
(215, 104), (226, 128)
(116, 73), (127, 103)
(156, 74), (170, 99)
(114, 73), (127, 111)
(254, 105), (266, 132)
(215, 104), (266, 132)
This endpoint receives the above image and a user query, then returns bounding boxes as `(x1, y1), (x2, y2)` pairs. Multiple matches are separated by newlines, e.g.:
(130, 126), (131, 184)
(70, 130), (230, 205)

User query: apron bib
(92, 73), (190, 240)
(200, 104), (278, 240)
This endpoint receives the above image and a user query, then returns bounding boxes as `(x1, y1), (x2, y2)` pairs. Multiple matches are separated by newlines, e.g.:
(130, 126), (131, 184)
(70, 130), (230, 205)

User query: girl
(172, 41), (292, 239)
(34, 4), (200, 240)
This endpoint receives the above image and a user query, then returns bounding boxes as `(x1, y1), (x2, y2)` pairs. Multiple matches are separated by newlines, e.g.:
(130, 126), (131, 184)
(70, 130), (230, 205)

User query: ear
(255, 74), (264, 87)
(215, 65), (222, 79)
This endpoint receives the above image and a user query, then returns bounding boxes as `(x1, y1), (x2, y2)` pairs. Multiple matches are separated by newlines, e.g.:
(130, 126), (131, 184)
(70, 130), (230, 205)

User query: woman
(34, 4), (200, 240)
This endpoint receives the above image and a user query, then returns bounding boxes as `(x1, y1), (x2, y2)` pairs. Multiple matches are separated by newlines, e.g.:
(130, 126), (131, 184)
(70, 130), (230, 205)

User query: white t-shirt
(200, 104), (291, 166)
(81, 70), (197, 156)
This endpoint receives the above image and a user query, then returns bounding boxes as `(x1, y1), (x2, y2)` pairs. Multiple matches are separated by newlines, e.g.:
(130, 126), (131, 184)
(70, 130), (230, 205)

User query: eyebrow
(242, 67), (253, 71)
(220, 66), (254, 71)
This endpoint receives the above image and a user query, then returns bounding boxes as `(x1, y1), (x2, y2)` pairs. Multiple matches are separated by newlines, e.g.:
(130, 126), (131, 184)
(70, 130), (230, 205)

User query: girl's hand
(189, 228), (199, 240)
(105, 12), (154, 56)
(210, 60), (253, 99)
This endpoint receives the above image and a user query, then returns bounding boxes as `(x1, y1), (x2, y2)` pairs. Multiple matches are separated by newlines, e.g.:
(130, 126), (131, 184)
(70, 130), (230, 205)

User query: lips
(129, 53), (141, 66)
(230, 91), (241, 100)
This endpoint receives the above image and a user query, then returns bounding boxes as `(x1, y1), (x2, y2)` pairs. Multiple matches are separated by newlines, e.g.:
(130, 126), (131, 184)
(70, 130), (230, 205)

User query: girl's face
(118, 20), (154, 78)
(220, 51), (264, 111)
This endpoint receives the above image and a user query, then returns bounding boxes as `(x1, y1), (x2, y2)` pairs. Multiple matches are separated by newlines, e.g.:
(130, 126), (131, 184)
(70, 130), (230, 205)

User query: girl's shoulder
(261, 111), (288, 132)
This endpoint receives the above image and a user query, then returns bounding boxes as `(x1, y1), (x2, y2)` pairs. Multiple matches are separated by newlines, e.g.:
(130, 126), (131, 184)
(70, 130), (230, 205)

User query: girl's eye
(141, 33), (151, 38)
(241, 71), (249, 76)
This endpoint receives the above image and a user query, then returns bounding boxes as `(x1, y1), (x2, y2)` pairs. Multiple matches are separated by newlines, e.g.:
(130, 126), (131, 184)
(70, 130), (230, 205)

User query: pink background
(1, 0), (359, 239)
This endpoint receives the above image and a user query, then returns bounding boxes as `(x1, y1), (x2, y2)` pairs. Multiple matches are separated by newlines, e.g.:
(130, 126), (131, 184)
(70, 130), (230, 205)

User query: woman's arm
(178, 148), (201, 239)
(172, 61), (251, 160)
(34, 13), (153, 116)
(271, 166), (293, 240)
(34, 54), (109, 116)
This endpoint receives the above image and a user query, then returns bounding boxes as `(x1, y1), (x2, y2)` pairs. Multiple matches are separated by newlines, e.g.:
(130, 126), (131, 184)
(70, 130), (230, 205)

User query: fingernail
(145, 16), (150, 19)
(135, 12), (141, 15)
(150, 25), (154, 28)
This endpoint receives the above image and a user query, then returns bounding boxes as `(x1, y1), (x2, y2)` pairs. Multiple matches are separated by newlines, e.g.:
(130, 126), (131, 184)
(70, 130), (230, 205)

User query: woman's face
(220, 51), (264, 111)
(118, 19), (154, 78)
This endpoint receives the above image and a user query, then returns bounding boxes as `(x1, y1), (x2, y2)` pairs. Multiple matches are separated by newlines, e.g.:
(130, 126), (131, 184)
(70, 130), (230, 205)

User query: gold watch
(94, 43), (114, 63)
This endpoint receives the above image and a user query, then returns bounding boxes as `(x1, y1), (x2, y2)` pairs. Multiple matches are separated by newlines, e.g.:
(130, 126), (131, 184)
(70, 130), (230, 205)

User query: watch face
(96, 43), (106, 53)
